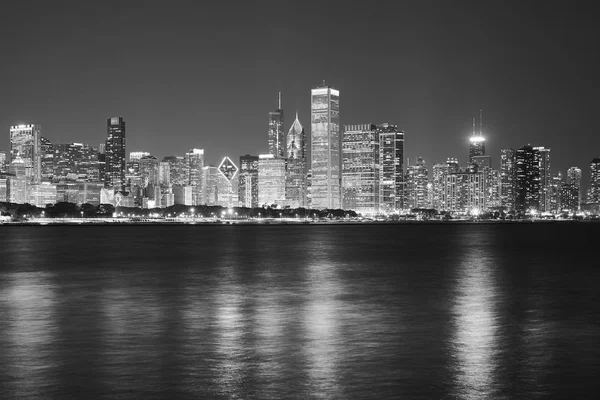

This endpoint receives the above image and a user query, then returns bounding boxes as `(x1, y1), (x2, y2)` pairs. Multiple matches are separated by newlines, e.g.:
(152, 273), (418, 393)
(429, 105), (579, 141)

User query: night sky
(1, 1), (597, 179)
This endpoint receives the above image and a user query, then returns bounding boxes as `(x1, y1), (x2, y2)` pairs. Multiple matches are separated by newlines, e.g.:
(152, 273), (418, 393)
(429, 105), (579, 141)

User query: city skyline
(0, 2), (597, 176)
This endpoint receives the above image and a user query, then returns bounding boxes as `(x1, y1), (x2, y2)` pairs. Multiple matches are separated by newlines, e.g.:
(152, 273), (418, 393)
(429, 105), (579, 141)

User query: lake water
(0, 223), (599, 399)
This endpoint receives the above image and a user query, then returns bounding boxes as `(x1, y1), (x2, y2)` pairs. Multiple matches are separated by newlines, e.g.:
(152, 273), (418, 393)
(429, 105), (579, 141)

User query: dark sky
(0, 1), (597, 177)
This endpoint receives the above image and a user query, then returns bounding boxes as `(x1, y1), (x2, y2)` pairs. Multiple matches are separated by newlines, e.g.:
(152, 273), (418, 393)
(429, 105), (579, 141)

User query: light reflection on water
(0, 225), (599, 399)
(451, 244), (500, 399)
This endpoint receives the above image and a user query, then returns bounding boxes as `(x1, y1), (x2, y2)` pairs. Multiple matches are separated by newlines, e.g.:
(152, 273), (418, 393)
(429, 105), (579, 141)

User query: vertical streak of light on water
(2, 271), (57, 400)
(452, 246), (501, 399)
(302, 249), (342, 399)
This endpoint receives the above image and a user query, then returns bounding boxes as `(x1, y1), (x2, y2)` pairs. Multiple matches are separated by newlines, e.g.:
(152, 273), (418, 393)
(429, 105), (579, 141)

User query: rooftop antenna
(322, 79), (326, 87)
(295, 110), (298, 120)
(278, 92), (281, 110)
(479, 109), (483, 136)
(472, 117), (476, 136)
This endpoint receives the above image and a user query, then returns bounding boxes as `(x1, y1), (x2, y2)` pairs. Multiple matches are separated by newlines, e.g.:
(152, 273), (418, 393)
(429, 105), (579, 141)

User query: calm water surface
(0, 224), (599, 399)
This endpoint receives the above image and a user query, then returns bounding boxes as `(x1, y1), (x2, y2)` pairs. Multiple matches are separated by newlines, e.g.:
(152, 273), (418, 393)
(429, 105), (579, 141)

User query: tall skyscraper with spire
(268, 92), (285, 158)
(285, 112), (307, 207)
(469, 111), (486, 163)
(310, 82), (340, 209)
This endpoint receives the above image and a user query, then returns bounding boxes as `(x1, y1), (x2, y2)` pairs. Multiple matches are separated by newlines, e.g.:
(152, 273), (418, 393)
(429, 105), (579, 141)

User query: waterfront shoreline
(2, 219), (598, 226)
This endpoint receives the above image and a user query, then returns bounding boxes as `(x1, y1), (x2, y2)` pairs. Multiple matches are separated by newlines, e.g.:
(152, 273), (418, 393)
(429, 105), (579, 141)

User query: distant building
(173, 184), (193, 206)
(534, 147), (551, 212)
(238, 154), (259, 208)
(30, 182), (57, 207)
(162, 155), (187, 186)
(405, 157), (429, 209)
(515, 145), (540, 215)
(548, 172), (563, 214)
(216, 157), (239, 208)
(129, 151), (150, 161)
(559, 183), (579, 213)
(10, 124), (41, 183)
(158, 162), (170, 186)
(468, 114), (485, 163)
(268, 92), (285, 158)
(138, 155), (160, 187)
(185, 149), (204, 205)
(310, 83), (340, 209)
(286, 113), (307, 207)
(105, 117), (126, 189)
(500, 149), (516, 212)
(586, 158), (600, 204)
(341, 123), (404, 214)
(258, 154), (286, 206)
(202, 166), (219, 206)
(566, 167), (582, 210)
(53, 142), (100, 182)
(7, 176), (29, 204)
(40, 136), (54, 182)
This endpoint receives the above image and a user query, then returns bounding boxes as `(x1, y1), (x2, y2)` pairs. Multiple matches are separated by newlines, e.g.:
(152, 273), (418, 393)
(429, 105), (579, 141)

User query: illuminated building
(468, 112), (485, 163)
(10, 124), (41, 183)
(342, 124), (378, 213)
(405, 157), (429, 209)
(161, 188), (174, 207)
(566, 167), (582, 210)
(40, 136), (54, 182)
(286, 112), (307, 207)
(29, 182), (57, 207)
(78, 182), (103, 205)
(486, 169), (502, 209)
(0, 178), (6, 201)
(268, 92), (285, 158)
(202, 166), (219, 206)
(162, 155), (186, 186)
(586, 158), (600, 204)
(500, 149), (516, 211)
(53, 143), (101, 182)
(185, 149), (204, 205)
(238, 154), (259, 208)
(515, 145), (540, 215)
(534, 146), (551, 212)
(0, 151), (6, 172)
(432, 162), (450, 211)
(138, 155), (159, 187)
(378, 124), (404, 212)
(56, 182), (79, 203)
(258, 154), (286, 206)
(559, 183), (578, 213)
(129, 151), (150, 161)
(7, 176), (29, 204)
(105, 117), (126, 189)
(98, 145), (106, 183)
(311, 83), (340, 209)
(548, 172), (563, 213)
(472, 155), (491, 170)
(173, 185), (193, 206)
(159, 162), (170, 186)
(216, 156), (239, 207)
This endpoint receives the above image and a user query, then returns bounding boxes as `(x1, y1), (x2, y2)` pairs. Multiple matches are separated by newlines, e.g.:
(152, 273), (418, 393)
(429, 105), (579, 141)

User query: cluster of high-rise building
(1, 86), (599, 216)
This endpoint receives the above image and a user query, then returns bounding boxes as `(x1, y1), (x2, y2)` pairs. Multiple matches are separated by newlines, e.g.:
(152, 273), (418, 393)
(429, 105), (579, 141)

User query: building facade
(238, 154), (259, 208)
(310, 84), (340, 209)
(268, 93), (285, 158)
(105, 117), (126, 189)
(258, 154), (286, 206)
(286, 113), (307, 208)
(515, 145), (540, 215)
(10, 124), (41, 183)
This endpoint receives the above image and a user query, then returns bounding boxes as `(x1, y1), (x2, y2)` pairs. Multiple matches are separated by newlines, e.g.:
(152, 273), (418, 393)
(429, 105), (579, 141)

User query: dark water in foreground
(0, 224), (599, 399)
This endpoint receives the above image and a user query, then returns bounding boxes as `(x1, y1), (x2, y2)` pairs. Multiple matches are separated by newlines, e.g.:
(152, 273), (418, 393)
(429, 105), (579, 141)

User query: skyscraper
(258, 154), (286, 206)
(342, 124), (378, 214)
(515, 145), (540, 215)
(268, 92), (285, 158)
(310, 83), (340, 209)
(405, 157), (429, 209)
(10, 124), (41, 183)
(105, 117), (126, 189)
(238, 154), (259, 208)
(469, 112), (485, 163)
(500, 149), (516, 212)
(566, 167), (582, 210)
(587, 158), (600, 204)
(534, 146), (551, 212)
(377, 124), (404, 212)
(185, 149), (204, 205)
(216, 156), (239, 208)
(129, 151), (150, 161)
(286, 112), (307, 207)
(40, 136), (54, 182)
